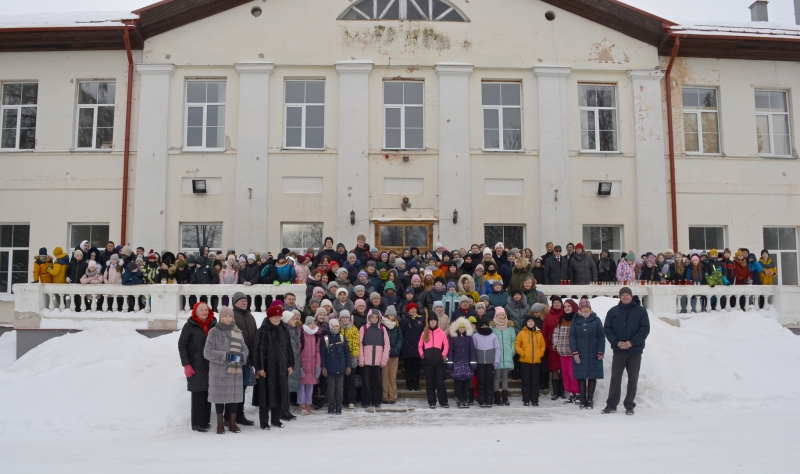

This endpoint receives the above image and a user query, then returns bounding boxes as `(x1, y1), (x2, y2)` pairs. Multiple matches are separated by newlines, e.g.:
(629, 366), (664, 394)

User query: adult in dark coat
(602, 287), (650, 415)
(178, 302), (217, 432)
(569, 299), (605, 409)
(597, 250), (618, 283)
(543, 246), (569, 284)
(567, 244), (598, 284)
(230, 292), (258, 425)
(252, 305), (295, 429)
(399, 303), (425, 391)
(238, 257), (261, 285)
(191, 256), (219, 284)
(313, 237), (339, 268)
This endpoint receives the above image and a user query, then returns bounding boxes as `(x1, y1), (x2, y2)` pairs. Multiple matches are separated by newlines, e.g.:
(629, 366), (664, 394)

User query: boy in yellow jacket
(515, 315), (546, 406)
(33, 247), (54, 283)
(47, 247), (69, 284)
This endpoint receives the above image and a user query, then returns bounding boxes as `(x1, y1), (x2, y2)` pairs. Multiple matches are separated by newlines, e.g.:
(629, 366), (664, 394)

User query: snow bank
(0, 332), (16, 370)
(0, 298), (798, 437)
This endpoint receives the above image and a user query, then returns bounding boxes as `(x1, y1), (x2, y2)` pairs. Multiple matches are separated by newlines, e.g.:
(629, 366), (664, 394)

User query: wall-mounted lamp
(597, 182), (612, 196)
(350, 209), (355, 225)
(453, 209), (458, 224)
(192, 179), (207, 194)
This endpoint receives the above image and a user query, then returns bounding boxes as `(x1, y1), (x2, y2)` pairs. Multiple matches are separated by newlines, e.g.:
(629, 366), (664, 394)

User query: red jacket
(734, 261), (751, 284)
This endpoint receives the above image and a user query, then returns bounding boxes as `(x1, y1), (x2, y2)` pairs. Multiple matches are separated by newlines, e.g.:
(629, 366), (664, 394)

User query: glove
(298, 367), (305, 379)
(493, 363), (498, 370)
(722, 276), (730, 286)
(314, 366), (321, 379)
(183, 364), (195, 377)
(346, 367), (351, 375)
(273, 280), (280, 285)
(226, 353), (242, 364)
(572, 351), (581, 364)
(597, 352), (604, 361)
(321, 368), (328, 378)
(66, 277), (72, 283)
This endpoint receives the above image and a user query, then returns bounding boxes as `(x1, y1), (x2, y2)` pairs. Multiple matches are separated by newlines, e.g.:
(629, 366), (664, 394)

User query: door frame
(374, 220), (435, 253)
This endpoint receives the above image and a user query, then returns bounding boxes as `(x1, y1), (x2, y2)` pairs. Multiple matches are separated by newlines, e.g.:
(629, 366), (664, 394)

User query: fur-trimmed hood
(457, 274), (476, 293)
(449, 317), (474, 337)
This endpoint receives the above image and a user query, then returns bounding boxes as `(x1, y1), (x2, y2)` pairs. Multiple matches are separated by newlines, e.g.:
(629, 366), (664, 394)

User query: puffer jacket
(400, 314), (425, 358)
(441, 290), (461, 318)
(382, 318), (403, 358)
(569, 312), (605, 380)
(491, 325), (517, 370)
(33, 256), (54, 283)
(509, 264), (534, 293)
(603, 298), (650, 355)
(447, 319), (476, 380)
(359, 319), (390, 367)
(238, 262), (260, 285)
(103, 266), (123, 285)
(418, 326), (449, 361)
(340, 323), (360, 358)
(299, 329), (321, 385)
(457, 275), (479, 303)
(320, 331), (351, 376)
(504, 296), (530, 331)
(567, 252), (598, 284)
(514, 325), (546, 364)
(47, 248), (69, 284)
(472, 329), (501, 367)
(488, 289), (508, 309)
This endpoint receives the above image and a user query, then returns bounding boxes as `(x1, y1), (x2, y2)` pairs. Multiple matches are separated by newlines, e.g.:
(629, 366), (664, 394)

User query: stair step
(397, 388), (523, 399)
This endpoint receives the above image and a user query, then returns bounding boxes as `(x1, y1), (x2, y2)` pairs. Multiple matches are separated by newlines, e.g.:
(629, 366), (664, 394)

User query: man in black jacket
(230, 292), (259, 426)
(543, 245), (569, 284)
(601, 287), (650, 415)
(351, 234), (370, 267)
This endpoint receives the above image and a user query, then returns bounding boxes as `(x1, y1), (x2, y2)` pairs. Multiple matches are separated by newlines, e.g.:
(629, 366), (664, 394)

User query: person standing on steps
(359, 309), (390, 409)
(447, 317), (477, 408)
(381, 308), (403, 404)
(179, 301), (216, 433)
(252, 305), (295, 430)
(320, 318), (351, 415)
(569, 298), (605, 410)
(601, 286), (650, 416)
(491, 307), (516, 406)
(553, 299), (579, 405)
(230, 292), (258, 426)
(399, 303), (425, 392)
(472, 317), (501, 407)
(515, 315), (545, 407)
(298, 316), (322, 415)
(542, 296), (565, 400)
(204, 306), (249, 434)
(418, 314), (450, 409)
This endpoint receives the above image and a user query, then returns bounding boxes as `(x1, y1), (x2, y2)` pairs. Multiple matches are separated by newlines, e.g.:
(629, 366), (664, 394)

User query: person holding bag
(204, 306), (249, 434)
(178, 302), (216, 432)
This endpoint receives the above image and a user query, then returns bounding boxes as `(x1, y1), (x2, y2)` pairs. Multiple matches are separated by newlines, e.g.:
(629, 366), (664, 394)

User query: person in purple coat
(472, 317), (501, 408)
(448, 317), (477, 408)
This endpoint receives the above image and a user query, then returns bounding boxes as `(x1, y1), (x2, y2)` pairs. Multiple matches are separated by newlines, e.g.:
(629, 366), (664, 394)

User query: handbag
(243, 365), (257, 387)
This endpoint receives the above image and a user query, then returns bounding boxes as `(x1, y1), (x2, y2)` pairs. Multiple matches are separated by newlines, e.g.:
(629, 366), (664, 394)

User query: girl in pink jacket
(299, 317), (322, 415)
(419, 316), (450, 409)
(358, 309), (390, 408)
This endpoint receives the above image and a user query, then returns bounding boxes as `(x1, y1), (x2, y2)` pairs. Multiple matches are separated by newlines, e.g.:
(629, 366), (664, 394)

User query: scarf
(598, 257), (612, 273)
(216, 320), (243, 375)
(191, 303), (214, 335)
(735, 258), (747, 268)
(303, 325), (319, 335)
(382, 317), (397, 330)
(85, 265), (99, 278)
(494, 314), (509, 330)
(477, 326), (493, 336)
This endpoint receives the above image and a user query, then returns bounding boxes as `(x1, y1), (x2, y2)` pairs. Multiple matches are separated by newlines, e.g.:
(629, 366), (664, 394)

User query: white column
(435, 63), (473, 249)
(335, 60), (373, 244)
(132, 64), (174, 251)
(629, 70), (669, 252)
(533, 66), (573, 247)
(234, 62), (274, 254)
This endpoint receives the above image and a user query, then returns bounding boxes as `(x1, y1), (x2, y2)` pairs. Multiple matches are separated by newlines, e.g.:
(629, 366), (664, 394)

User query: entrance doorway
(374, 221), (434, 253)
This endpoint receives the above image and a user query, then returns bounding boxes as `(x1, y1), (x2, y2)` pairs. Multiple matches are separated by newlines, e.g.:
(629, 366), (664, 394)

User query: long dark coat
(178, 317), (217, 392)
(233, 306), (258, 354)
(568, 313), (606, 380)
(251, 319), (295, 410)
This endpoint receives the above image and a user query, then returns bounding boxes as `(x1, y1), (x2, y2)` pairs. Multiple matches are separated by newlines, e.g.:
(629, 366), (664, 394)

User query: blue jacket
(271, 262), (296, 284)
(492, 326), (517, 370)
(488, 290), (509, 309)
(121, 269), (143, 285)
(569, 313), (606, 379)
(604, 298), (650, 354)
(685, 265), (705, 284)
(319, 332), (351, 376)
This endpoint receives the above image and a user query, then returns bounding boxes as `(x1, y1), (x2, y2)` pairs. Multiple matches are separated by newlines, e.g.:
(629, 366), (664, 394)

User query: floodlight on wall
(350, 209), (355, 225)
(597, 182), (613, 196)
(453, 209), (459, 224)
(192, 179), (207, 194)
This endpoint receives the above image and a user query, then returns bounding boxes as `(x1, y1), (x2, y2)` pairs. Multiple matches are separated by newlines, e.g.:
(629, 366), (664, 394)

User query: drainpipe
(664, 36), (681, 252)
(121, 22), (136, 245)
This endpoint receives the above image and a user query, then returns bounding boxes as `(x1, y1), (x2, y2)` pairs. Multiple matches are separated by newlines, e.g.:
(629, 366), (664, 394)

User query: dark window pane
(187, 82), (206, 103)
(699, 89), (717, 109)
(305, 128), (324, 149)
(578, 86), (596, 107)
(19, 129), (35, 149)
(404, 83), (423, 105)
(285, 128), (301, 148)
(2, 83), (21, 105)
(504, 226), (524, 249)
(12, 250), (28, 271)
(484, 226), (503, 248)
(285, 81), (305, 104)
(206, 82), (225, 103)
(206, 105), (224, 127)
(503, 108), (521, 130)
(3, 108), (17, 129)
(90, 226), (109, 248)
(21, 83), (38, 105)
(597, 86), (616, 107)
(79, 82), (98, 104)
(0, 272), (7, 293)
(405, 226), (428, 247)
(20, 107), (36, 128)
(755, 91), (770, 111)
(186, 127), (203, 147)
(484, 130), (499, 149)
(187, 107), (203, 128)
(501, 84), (521, 106)
(778, 228), (797, 250)
(682, 88), (698, 107)
(385, 128), (401, 148)
(306, 106), (324, 127)
(380, 226), (403, 246)
(0, 251), (7, 272)
(78, 108), (94, 128)
(484, 108), (499, 130)
(97, 106), (114, 128)
(706, 227), (724, 249)
(405, 129), (423, 149)
(96, 128), (113, 149)
(12, 225), (29, 247)
(97, 82), (116, 105)
(503, 130), (521, 151)
(407, 1), (426, 20)
(305, 81), (325, 104)
(0, 226), (12, 247)
(11, 271), (26, 291)
(384, 82), (403, 105)
(405, 106), (423, 127)
(286, 107), (302, 128)
(205, 126), (222, 149)
(432, 0), (451, 19)
(71, 225), (90, 249)
(688, 227), (706, 250)
(598, 109), (615, 131)
(599, 131), (616, 151)
(482, 83), (501, 106)
(1, 129), (15, 149)
(764, 228), (779, 250)
(781, 252), (798, 285)
(581, 131), (596, 151)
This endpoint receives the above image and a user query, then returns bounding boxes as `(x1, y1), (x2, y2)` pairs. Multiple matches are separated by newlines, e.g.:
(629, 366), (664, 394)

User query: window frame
(481, 82), (523, 152)
(68, 223), (110, 251)
(183, 80), (227, 152)
(763, 226), (799, 285)
(280, 222), (324, 253)
(682, 86), (721, 155)
(483, 224), (525, 250)
(383, 80), (425, 151)
(0, 224), (30, 296)
(687, 226), (726, 253)
(180, 223), (223, 255)
(283, 80), (326, 150)
(340, 0), (468, 22)
(578, 83), (619, 153)
(1, 81), (38, 151)
(755, 89), (793, 158)
(582, 225), (623, 261)
(74, 80), (116, 150)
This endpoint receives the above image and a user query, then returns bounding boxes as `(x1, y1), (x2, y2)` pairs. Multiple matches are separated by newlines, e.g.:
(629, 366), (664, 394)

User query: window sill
(181, 148), (226, 153)
(71, 148), (113, 153)
(579, 150), (622, 155)
(482, 149), (525, 153)
(685, 152), (723, 157)
(0, 294), (15, 302)
(281, 147), (326, 152)
(759, 154), (796, 160)
(0, 149), (35, 153)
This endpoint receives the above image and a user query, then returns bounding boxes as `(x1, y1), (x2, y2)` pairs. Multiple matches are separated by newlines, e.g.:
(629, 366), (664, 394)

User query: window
(185, 81), (226, 150)
(340, 0), (467, 21)
(482, 83), (522, 151)
(180, 224), (223, 254)
(284, 81), (325, 149)
(384, 81), (424, 150)
(281, 223), (323, 252)
(69, 224), (110, 250)
(579, 84), (618, 152)
(682, 87), (720, 154)
(1, 82), (38, 150)
(375, 222), (432, 251)
(484, 225), (524, 249)
(0, 224), (30, 294)
(755, 90), (791, 157)
(76, 81), (115, 149)
(764, 227), (798, 285)
(582, 226), (622, 260)
(688, 226), (725, 252)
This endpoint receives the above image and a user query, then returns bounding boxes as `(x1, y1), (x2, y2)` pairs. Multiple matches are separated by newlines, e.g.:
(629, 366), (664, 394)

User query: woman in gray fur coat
(204, 305), (249, 434)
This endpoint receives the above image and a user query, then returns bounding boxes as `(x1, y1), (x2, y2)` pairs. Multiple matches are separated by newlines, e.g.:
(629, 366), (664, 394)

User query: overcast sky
(0, 0), (797, 24)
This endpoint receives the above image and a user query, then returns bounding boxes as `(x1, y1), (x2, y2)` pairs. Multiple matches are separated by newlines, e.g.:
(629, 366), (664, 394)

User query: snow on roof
(670, 20), (800, 41)
(0, 11), (139, 29)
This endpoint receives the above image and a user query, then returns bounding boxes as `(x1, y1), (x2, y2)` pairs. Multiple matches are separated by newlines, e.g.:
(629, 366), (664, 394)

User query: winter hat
(337, 268), (348, 277)
(327, 281), (339, 290)
(480, 294), (490, 302)
(315, 307), (328, 318)
(404, 287), (415, 297)
(281, 247), (291, 256)
(176, 259), (186, 269)
(194, 256), (204, 266)
(219, 306), (233, 319)
(384, 281), (396, 292)
(510, 288), (522, 297)
(424, 269), (433, 278)
(136, 255), (144, 263)
(353, 285), (365, 293)
(39, 247), (47, 256)
(188, 255), (196, 264)
(328, 318), (340, 329)
(459, 295), (472, 304)
(579, 298), (592, 310)
(575, 243), (585, 250)
(468, 316), (478, 324)
(405, 302), (418, 313)
(395, 258), (406, 267)
(369, 292), (381, 301)
(276, 253), (285, 261)
(246, 253), (256, 261)
(295, 254), (307, 264)
(618, 286), (633, 297)
(355, 299), (366, 309)
(281, 311), (294, 324)
(494, 306), (506, 316)
(336, 242), (346, 250)
(531, 303), (545, 313)
(492, 280), (503, 289)
(522, 315), (536, 327)
(126, 262), (138, 272)
(305, 316), (316, 325)
(709, 249), (719, 258)
(494, 242), (504, 250)
(109, 254), (120, 262)
(483, 248), (492, 256)
(321, 299), (333, 308)
(119, 245), (132, 257)
(339, 310), (351, 319)
(208, 252), (217, 261)
(434, 277), (446, 286)
(347, 252), (357, 261)
(411, 274), (421, 284)
(691, 255), (700, 264)
(447, 281), (457, 290)
(232, 292), (247, 305)
(433, 301), (444, 309)
(357, 270), (368, 280)
(238, 256), (246, 265)
(366, 260), (377, 269)
(625, 252), (636, 263)
(550, 295), (562, 303)
(385, 306), (397, 316)
(336, 288), (348, 297)
(635, 258), (643, 266)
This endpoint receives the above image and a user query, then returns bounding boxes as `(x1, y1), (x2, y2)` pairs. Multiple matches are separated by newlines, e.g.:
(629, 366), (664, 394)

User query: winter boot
(328, 403), (335, 414)
(493, 391), (502, 406)
(551, 379), (562, 400)
(587, 380), (596, 409)
(228, 413), (241, 433)
(259, 408), (270, 430)
(502, 390), (510, 406)
(335, 403), (342, 415)
(216, 414), (225, 434)
(578, 380), (588, 409)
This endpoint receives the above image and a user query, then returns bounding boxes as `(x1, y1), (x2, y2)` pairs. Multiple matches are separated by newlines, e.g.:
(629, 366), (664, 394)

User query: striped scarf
(218, 321), (244, 375)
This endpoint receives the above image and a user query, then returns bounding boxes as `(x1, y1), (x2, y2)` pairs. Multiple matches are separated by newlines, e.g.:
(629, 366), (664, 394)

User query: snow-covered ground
(1, 297), (799, 472)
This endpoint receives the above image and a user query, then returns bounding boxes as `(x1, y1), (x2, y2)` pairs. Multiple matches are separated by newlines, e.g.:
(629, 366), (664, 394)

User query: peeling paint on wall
(588, 38), (632, 64)
(341, 24), (465, 54)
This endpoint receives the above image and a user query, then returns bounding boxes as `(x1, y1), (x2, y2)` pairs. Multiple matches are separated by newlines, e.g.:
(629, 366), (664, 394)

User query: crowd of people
(32, 235), (776, 433)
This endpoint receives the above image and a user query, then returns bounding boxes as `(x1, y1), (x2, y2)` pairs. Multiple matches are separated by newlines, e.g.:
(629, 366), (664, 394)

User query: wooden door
(374, 221), (434, 253)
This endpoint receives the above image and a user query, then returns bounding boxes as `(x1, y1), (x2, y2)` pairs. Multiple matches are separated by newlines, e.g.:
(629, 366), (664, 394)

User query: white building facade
(1, 0), (800, 316)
